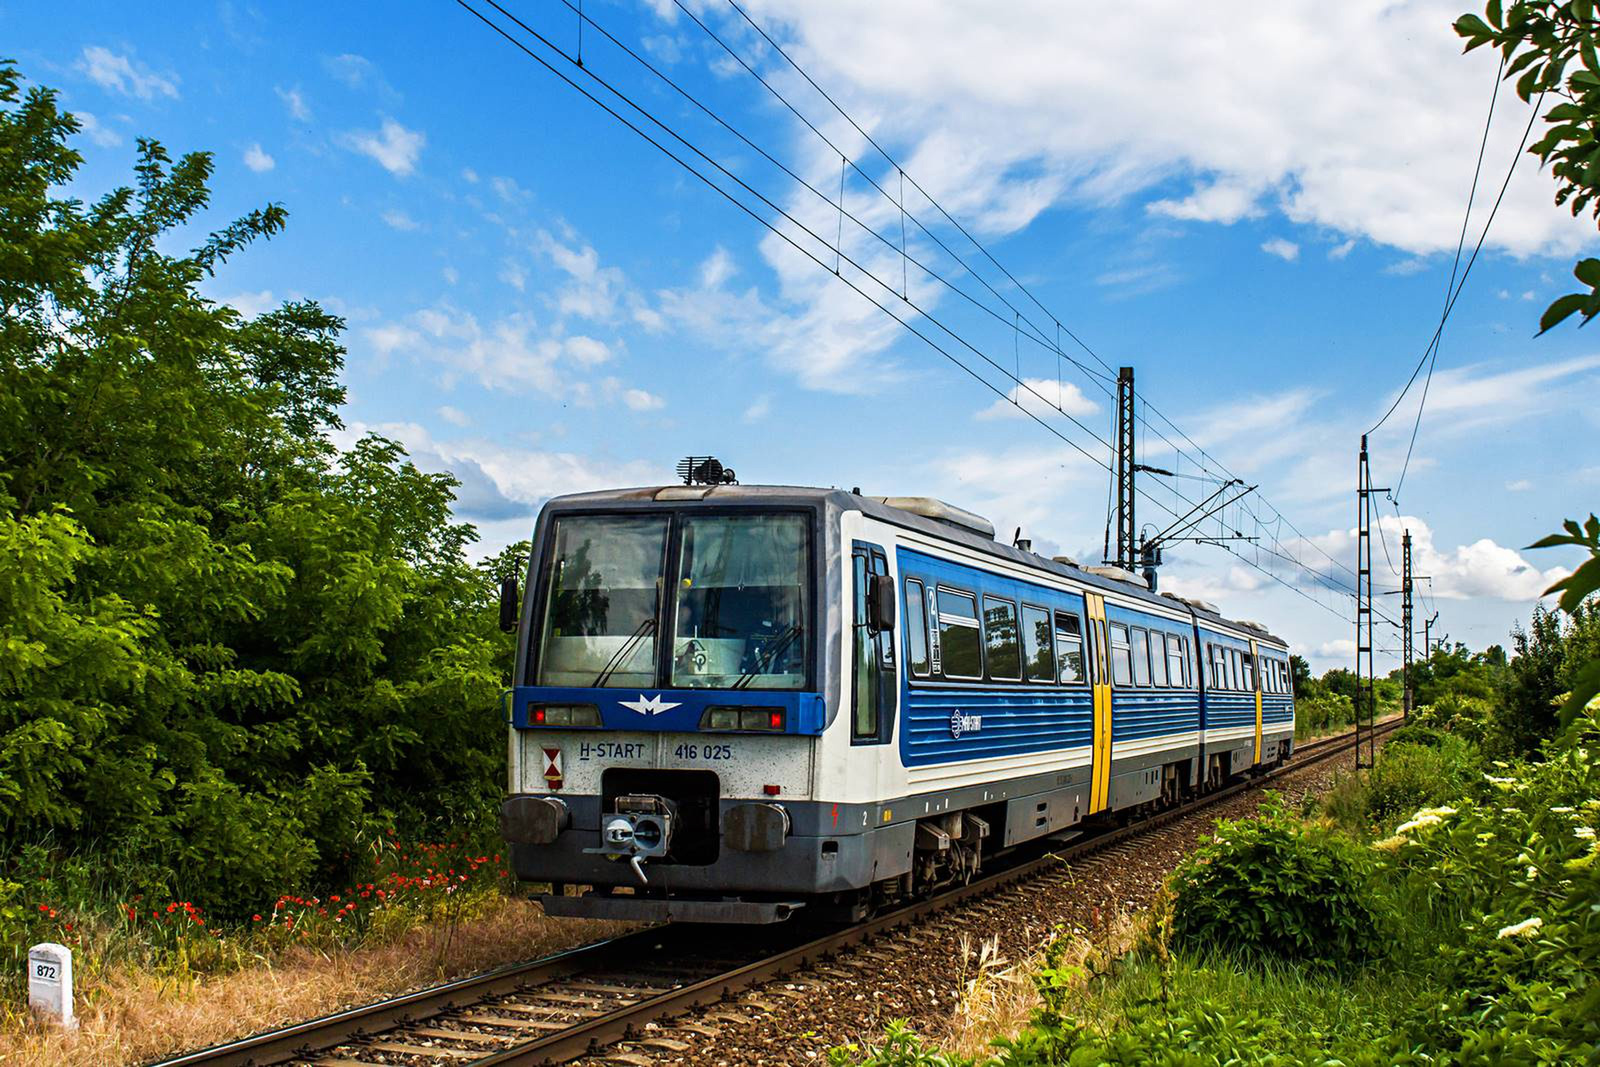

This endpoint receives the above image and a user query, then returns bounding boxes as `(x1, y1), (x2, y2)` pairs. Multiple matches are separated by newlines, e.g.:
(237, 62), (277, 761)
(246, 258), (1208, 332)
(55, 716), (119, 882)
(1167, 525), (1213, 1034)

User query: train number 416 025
(673, 743), (732, 760)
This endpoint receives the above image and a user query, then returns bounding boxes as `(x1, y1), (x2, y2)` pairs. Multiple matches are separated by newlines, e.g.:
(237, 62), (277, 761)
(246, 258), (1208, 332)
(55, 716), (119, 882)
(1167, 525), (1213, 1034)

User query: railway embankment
(572, 731), (1375, 1067)
(828, 706), (1600, 1066)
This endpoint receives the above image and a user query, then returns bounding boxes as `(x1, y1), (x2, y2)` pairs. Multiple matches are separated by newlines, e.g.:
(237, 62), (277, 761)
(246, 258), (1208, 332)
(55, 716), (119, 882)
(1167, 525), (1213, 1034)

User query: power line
(455, 0), (1115, 478)
(697, 0), (1369, 600)
(1391, 79), (1541, 497)
(459, 0), (1391, 625)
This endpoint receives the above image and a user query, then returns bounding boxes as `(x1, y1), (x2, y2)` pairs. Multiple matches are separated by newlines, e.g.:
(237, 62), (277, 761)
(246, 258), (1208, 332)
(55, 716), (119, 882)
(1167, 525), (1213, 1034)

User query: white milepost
(27, 942), (76, 1030)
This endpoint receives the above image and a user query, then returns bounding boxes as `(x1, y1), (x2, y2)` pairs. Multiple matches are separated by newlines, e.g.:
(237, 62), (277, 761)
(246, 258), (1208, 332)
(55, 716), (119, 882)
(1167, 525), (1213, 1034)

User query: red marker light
(769, 711), (783, 729)
(532, 707), (546, 724)
(764, 784), (781, 796)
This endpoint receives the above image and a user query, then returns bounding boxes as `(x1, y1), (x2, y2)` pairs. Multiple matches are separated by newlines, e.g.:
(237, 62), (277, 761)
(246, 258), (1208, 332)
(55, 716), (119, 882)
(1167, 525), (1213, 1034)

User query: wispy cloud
(381, 209), (419, 231)
(74, 111), (122, 147)
(276, 85), (311, 121)
(77, 45), (178, 100)
(1261, 237), (1299, 261)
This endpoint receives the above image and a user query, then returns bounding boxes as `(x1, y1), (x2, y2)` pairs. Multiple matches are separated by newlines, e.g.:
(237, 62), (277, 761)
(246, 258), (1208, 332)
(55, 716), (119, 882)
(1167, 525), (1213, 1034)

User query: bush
(1359, 738), (1476, 828)
(1295, 692), (1355, 739)
(1169, 797), (1387, 971)
(1384, 723), (1447, 748)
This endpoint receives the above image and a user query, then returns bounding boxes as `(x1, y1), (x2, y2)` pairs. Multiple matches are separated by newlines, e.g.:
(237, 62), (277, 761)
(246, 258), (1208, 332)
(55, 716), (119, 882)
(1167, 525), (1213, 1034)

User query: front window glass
(536, 515), (668, 687)
(670, 514), (809, 689)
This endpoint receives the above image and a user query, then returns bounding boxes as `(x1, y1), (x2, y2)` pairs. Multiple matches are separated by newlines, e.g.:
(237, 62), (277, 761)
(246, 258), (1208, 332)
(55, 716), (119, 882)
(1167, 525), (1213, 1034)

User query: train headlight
(699, 706), (785, 732)
(529, 704), (602, 727)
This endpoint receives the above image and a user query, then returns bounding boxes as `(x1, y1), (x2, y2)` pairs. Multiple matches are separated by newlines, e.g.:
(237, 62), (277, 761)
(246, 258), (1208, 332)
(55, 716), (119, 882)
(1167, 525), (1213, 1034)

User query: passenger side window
(1055, 611), (1085, 684)
(983, 596), (1021, 681)
(1110, 623), (1133, 686)
(1166, 634), (1185, 688)
(1151, 632), (1169, 686)
(937, 588), (982, 679)
(904, 579), (929, 678)
(1242, 652), (1256, 692)
(1132, 628), (1152, 686)
(1228, 648), (1242, 691)
(1021, 605), (1054, 683)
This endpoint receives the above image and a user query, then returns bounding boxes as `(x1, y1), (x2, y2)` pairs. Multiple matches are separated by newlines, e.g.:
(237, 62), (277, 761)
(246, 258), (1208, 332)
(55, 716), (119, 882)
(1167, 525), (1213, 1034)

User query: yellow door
(1250, 638), (1263, 764)
(1085, 594), (1113, 812)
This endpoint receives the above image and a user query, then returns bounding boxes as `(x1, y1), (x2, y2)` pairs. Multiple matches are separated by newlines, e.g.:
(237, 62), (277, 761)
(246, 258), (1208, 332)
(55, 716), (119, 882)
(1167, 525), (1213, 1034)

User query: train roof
(539, 483), (1290, 649)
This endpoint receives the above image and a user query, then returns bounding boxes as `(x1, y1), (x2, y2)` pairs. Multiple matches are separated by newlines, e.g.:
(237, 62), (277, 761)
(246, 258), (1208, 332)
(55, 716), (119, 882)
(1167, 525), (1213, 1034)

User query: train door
(850, 542), (897, 746)
(1083, 593), (1112, 813)
(1249, 638), (1263, 764)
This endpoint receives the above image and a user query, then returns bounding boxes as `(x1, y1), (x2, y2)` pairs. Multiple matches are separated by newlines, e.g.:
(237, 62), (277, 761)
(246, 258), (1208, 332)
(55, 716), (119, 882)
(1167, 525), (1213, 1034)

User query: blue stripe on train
(901, 686), (1093, 767)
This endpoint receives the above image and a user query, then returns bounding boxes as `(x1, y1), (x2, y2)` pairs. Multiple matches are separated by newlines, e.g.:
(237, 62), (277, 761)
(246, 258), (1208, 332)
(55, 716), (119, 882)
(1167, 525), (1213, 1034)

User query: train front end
(500, 487), (836, 923)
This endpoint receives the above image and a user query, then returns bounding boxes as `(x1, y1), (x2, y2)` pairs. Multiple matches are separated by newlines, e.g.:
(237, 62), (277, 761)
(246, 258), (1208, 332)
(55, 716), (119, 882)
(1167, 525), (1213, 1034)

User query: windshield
(670, 513), (809, 690)
(535, 515), (667, 688)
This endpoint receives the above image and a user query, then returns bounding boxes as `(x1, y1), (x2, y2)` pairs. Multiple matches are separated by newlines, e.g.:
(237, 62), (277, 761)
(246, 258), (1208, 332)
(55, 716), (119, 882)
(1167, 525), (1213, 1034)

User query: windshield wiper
(733, 624), (802, 690)
(592, 617), (657, 688)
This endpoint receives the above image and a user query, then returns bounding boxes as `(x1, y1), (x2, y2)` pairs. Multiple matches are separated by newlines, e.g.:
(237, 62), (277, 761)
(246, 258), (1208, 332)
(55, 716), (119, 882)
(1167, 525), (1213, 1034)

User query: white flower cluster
(1496, 917), (1543, 940)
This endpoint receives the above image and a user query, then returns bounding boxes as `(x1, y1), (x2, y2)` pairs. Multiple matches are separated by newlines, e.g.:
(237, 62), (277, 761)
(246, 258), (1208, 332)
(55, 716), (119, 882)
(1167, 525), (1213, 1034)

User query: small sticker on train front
(542, 747), (563, 790)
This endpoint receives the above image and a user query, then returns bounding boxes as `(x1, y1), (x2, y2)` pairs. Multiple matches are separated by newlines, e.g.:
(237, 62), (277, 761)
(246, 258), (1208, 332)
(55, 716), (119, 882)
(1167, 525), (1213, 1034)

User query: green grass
(1068, 949), (1428, 1054)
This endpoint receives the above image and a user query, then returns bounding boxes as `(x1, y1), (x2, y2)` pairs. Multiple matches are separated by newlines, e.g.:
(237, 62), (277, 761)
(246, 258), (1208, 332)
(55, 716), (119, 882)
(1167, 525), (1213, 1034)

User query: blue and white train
(499, 485), (1295, 923)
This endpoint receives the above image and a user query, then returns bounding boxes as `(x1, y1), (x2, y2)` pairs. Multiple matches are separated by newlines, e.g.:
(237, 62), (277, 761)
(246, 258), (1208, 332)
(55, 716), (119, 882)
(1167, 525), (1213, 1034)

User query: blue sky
(8, 0), (1599, 672)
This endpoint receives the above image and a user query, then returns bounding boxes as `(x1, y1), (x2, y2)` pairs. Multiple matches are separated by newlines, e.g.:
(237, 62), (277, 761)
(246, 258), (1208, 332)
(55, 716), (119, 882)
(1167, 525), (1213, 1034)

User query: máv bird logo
(620, 693), (682, 716)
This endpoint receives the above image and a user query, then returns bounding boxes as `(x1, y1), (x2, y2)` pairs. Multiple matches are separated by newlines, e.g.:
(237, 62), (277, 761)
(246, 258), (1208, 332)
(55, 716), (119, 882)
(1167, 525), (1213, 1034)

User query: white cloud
(743, 394), (772, 422)
(537, 229), (626, 320)
(77, 46), (178, 100)
(363, 306), (636, 400)
(438, 405), (471, 427)
(243, 143), (275, 173)
(1329, 238), (1357, 260)
(381, 209), (419, 231)
(74, 111), (122, 148)
(365, 321), (423, 355)
(214, 290), (276, 317)
(1149, 178), (1264, 224)
(341, 118), (424, 176)
(565, 336), (612, 366)
(1303, 514), (1565, 602)
(461, 167), (480, 184)
(1261, 237), (1299, 261)
(1506, 479), (1533, 491)
(1385, 354), (1600, 429)
(491, 175), (530, 204)
(341, 419), (665, 534)
(276, 85), (311, 121)
(623, 388), (666, 411)
(325, 54), (381, 90)
(976, 377), (1098, 421)
(499, 259), (526, 292)
(702, 0), (1594, 261)
(442, 266), (460, 285)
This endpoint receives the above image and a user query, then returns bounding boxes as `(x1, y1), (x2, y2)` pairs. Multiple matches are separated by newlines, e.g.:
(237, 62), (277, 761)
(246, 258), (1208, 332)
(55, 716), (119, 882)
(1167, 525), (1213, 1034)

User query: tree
(0, 62), (512, 914)
(1457, 4), (1600, 331)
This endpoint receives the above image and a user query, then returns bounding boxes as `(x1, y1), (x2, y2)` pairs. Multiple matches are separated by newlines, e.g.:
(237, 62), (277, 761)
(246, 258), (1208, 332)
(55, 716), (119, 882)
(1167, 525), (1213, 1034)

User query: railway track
(153, 720), (1398, 1067)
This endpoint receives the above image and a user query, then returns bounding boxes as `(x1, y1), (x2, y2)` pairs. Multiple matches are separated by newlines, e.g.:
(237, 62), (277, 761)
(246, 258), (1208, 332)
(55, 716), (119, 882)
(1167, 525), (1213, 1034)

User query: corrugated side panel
(1111, 689), (1200, 742)
(1262, 693), (1294, 726)
(902, 685), (1094, 767)
(1204, 691), (1258, 731)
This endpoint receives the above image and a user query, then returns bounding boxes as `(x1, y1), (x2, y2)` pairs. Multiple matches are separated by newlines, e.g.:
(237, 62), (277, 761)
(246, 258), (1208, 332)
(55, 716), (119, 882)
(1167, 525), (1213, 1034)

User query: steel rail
(152, 718), (1397, 1067)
